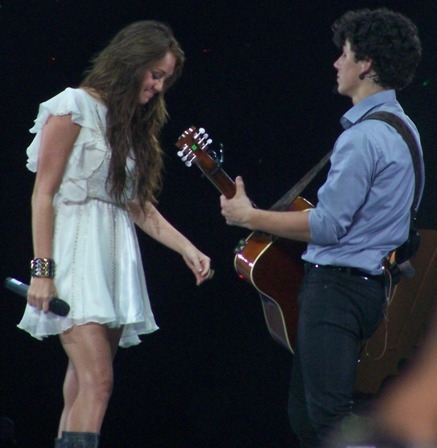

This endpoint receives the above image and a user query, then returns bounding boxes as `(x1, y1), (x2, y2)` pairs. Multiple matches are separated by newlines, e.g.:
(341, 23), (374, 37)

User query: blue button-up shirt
(304, 90), (424, 274)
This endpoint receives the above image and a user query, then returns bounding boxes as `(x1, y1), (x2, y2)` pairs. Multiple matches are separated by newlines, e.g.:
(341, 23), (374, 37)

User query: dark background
(1, 1), (436, 447)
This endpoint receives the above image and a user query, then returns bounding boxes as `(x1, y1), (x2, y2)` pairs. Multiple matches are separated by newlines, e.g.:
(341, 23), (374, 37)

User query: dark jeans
(288, 265), (387, 448)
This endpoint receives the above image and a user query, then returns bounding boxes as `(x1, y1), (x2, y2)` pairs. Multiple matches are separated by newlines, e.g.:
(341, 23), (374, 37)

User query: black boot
(61, 431), (100, 448)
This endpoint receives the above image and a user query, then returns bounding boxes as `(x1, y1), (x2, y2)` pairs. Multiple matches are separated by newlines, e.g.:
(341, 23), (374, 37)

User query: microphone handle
(4, 277), (70, 317)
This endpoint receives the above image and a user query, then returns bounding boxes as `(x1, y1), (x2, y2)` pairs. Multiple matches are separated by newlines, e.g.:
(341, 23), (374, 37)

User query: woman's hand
(27, 277), (58, 313)
(181, 245), (212, 286)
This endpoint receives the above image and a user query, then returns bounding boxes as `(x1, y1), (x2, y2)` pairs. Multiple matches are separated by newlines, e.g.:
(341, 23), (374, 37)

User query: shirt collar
(340, 90), (397, 130)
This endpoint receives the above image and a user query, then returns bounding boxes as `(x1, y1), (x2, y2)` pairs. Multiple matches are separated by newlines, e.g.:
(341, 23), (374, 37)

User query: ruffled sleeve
(26, 88), (110, 203)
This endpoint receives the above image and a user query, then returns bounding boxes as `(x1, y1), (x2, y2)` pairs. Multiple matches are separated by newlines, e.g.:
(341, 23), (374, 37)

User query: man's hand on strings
(220, 176), (254, 229)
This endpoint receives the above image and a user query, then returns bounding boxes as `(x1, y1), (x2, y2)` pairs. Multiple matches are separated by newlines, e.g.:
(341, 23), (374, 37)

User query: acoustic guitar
(175, 126), (315, 353)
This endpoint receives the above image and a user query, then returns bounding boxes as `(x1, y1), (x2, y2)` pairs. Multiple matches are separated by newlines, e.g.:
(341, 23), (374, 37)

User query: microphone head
(49, 298), (70, 316)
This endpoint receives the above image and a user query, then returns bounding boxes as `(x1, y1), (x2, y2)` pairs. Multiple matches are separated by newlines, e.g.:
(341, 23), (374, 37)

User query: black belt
(305, 262), (385, 283)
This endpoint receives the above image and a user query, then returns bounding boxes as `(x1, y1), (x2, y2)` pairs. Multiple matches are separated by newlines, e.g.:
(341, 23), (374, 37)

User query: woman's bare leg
(57, 323), (122, 433)
(57, 360), (78, 437)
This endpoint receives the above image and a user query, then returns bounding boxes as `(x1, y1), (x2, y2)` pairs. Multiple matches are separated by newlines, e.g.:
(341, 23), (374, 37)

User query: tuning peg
(197, 133), (211, 147)
(185, 153), (196, 167)
(194, 128), (205, 139)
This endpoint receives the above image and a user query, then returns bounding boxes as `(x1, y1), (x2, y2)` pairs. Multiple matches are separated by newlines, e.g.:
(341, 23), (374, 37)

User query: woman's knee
(82, 366), (114, 401)
(61, 323), (117, 402)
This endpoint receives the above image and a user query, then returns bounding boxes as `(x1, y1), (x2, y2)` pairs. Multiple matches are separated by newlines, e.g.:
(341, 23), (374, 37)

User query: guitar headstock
(175, 126), (236, 198)
(175, 126), (216, 168)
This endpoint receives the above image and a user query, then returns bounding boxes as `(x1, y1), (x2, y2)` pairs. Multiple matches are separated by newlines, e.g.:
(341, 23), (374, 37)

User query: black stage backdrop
(1, 1), (436, 447)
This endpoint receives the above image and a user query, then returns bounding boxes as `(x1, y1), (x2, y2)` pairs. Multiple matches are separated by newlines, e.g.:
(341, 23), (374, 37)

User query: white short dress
(18, 87), (159, 347)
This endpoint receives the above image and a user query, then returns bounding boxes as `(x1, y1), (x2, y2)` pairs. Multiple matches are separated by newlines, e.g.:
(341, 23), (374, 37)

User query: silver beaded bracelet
(30, 258), (56, 278)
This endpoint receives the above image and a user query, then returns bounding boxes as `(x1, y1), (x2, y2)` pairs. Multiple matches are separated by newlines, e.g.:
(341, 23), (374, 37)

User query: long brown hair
(81, 20), (185, 209)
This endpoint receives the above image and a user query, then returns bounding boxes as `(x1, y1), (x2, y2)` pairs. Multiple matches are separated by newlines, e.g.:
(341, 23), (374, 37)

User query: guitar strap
(269, 149), (332, 211)
(271, 111), (423, 221)
(362, 111), (423, 217)
(362, 111), (423, 277)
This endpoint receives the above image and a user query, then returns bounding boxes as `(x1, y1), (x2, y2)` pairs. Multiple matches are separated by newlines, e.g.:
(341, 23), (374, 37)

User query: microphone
(4, 277), (70, 317)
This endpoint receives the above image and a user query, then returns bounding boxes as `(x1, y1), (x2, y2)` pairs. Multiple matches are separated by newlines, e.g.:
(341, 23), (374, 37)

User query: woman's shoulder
(31, 87), (106, 132)
(42, 87), (102, 109)
(78, 87), (105, 104)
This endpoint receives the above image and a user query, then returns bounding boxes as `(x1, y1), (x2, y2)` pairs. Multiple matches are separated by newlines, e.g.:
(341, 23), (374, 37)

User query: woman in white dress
(18, 21), (212, 448)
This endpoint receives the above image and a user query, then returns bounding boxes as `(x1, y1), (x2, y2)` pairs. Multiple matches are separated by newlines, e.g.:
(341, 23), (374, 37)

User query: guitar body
(234, 196), (312, 352)
(175, 127), (315, 353)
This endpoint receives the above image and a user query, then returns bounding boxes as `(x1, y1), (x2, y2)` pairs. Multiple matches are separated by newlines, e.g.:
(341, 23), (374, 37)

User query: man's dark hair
(332, 8), (422, 90)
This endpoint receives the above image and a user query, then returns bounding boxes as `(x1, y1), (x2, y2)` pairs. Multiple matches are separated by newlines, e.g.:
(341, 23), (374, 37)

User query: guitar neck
(197, 163), (236, 199)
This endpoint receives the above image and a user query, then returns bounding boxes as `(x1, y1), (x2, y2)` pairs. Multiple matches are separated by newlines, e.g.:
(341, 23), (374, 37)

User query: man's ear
(358, 58), (374, 80)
